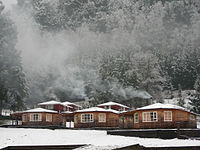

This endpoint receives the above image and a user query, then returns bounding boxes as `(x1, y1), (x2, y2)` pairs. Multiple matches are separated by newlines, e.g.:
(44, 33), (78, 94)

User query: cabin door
(125, 116), (133, 129)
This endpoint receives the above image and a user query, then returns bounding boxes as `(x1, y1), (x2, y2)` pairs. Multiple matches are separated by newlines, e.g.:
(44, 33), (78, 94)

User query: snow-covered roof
(60, 103), (73, 108)
(62, 111), (74, 114)
(75, 107), (119, 114)
(137, 103), (188, 111)
(97, 101), (129, 108)
(38, 100), (62, 105)
(23, 108), (58, 113)
(62, 101), (82, 108)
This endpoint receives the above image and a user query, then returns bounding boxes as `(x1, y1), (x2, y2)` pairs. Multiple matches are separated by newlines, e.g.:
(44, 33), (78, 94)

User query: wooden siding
(54, 104), (64, 112)
(120, 109), (197, 129)
(22, 112), (63, 126)
(74, 112), (119, 128)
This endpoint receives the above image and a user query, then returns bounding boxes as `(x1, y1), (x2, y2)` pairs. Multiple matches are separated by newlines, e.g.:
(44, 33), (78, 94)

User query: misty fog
(0, 0), (200, 110)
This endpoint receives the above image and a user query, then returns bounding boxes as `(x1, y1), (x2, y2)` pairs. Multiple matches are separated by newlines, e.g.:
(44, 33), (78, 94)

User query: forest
(0, 0), (200, 112)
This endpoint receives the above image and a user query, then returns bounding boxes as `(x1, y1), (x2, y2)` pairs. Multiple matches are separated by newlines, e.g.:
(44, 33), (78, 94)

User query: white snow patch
(62, 101), (82, 108)
(38, 100), (62, 105)
(98, 101), (129, 108)
(23, 108), (57, 113)
(197, 121), (200, 129)
(1, 128), (200, 150)
(76, 107), (119, 114)
(137, 103), (188, 111)
(62, 111), (74, 114)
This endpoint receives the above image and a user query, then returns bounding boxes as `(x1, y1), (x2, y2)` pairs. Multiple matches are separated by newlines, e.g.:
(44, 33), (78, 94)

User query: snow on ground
(1, 128), (200, 150)
(197, 122), (200, 129)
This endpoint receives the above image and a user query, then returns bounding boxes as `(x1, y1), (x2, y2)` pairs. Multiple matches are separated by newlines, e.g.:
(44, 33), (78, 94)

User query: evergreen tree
(190, 76), (200, 113)
(177, 84), (184, 107)
(0, 14), (28, 112)
(15, 0), (200, 106)
(136, 52), (164, 103)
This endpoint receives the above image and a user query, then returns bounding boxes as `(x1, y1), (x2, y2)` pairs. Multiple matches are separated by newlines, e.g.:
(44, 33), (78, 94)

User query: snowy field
(1, 128), (200, 150)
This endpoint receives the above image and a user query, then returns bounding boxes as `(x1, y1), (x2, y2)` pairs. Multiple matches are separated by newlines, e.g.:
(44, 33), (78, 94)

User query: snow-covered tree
(177, 84), (185, 107)
(99, 51), (140, 88)
(134, 52), (165, 102)
(190, 75), (200, 113)
(0, 14), (28, 111)
(15, 0), (200, 107)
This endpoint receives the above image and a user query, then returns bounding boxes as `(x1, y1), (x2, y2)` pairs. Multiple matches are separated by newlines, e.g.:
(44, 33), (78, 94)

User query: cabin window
(22, 114), (27, 122)
(142, 112), (157, 122)
(190, 114), (195, 120)
(81, 114), (93, 123)
(45, 105), (54, 110)
(46, 114), (52, 122)
(30, 113), (42, 122)
(104, 106), (111, 109)
(134, 113), (139, 123)
(119, 107), (126, 112)
(164, 111), (172, 121)
(99, 113), (106, 122)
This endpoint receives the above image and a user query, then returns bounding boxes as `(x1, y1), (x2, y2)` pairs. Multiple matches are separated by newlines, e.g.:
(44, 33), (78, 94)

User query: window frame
(142, 111), (158, 122)
(134, 113), (139, 123)
(98, 113), (106, 123)
(190, 114), (196, 120)
(45, 105), (54, 110)
(30, 113), (42, 122)
(81, 113), (94, 123)
(46, 113), (53, 122)
(164, 111), (172, 122)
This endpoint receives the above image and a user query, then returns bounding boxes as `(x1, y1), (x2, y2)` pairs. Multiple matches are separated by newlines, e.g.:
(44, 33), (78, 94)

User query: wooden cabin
(38, 100), (81, 127)
(74, 107), (119, 128)
(97, 101), (129, 112)
(20, 108), (63, 126)
(120, 103), (197, 129)
(11, 100), (82, 127)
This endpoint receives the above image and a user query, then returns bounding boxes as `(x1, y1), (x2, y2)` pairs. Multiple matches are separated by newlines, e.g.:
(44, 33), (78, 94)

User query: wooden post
(177, 122), (180, 138)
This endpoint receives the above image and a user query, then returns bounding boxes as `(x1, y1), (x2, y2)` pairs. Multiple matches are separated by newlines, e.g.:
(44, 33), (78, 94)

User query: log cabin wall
(120, 109), (197, 129)
(74, 112), (119, 128)
(22, 112), (63, 126)
(54, 104), (64, 112)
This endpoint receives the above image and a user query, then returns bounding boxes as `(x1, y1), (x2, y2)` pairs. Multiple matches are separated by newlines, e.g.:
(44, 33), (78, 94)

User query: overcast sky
(1, 0), (17, 11)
